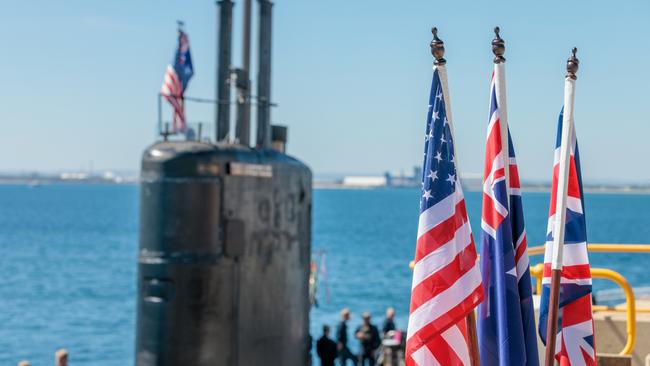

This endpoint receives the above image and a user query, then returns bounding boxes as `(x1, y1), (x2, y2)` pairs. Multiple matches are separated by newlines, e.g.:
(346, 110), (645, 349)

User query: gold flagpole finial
(566, 47), (579, 80)
(430, 27), (446, 65)
(492, 26), (505, 64)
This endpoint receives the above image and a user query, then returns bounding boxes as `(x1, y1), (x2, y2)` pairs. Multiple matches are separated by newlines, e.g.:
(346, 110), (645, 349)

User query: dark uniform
(316, 334), (338, 366)
(382, 318), (396, 336)
(336, 321), (355, 365)
(355, 323), (380, 366)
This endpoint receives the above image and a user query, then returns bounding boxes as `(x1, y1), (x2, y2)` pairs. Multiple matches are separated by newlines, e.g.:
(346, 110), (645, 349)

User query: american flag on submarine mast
(160, 26), (194, 133)
(539, 109), (596, 366)
(405, 65), (484, 365)
(476, 71), (539, 366)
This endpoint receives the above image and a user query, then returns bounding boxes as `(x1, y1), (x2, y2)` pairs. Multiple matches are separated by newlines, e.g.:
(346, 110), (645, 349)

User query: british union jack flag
(538, 108), (596, 366)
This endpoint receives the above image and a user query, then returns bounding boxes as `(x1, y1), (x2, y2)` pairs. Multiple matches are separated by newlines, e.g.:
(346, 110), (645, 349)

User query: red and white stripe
(407, 187), (484, 366)
(161, 65), (186, 132)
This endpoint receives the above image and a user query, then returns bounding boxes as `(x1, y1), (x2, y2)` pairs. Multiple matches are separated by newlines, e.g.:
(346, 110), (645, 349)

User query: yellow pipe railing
(531, 263), (544, 296)
(591, 306), (650, 314)
(528, 243), (650, 256)
(529, 258), (639, 355)
(590, 268), (636, 356)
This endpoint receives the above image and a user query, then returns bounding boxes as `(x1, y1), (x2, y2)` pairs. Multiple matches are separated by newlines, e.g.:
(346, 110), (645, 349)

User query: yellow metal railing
(528, 243), (650, 356)
(527, 243), (650, 256)
(529, 264), (636, 355)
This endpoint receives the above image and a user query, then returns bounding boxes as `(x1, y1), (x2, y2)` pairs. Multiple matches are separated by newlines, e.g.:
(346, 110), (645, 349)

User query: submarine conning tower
(135, 1), (313, 366)
(136, 142), (312, 366)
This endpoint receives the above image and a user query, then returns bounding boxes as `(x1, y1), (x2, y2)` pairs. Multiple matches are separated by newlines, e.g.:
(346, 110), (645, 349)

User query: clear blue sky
(1, 0), (649, 183)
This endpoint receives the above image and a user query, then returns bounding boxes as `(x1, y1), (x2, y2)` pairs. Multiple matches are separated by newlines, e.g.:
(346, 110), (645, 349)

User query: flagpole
(544, 48), (580, 366)
(431, 28), (462, 179)
(431, 27), (481, 366)
(492, 27), (510, 203)
(466, 310), (480, 366)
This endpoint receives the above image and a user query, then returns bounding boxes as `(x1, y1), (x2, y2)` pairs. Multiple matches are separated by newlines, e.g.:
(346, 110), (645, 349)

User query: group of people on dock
(18, 349), (67, 366)
(316, 307), (403, 366)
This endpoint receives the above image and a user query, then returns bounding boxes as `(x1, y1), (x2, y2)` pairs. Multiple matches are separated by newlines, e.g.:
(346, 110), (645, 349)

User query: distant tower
(413, 166), (422, 184)
(384, 171), (392, 187)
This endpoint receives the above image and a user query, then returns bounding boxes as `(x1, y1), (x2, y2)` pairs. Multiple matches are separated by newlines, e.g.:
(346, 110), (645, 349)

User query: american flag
(477, 73), (539, 365)
(406, 67), (484, 366)
(161, 29), (194, 133)
(538, 109), (596, 366)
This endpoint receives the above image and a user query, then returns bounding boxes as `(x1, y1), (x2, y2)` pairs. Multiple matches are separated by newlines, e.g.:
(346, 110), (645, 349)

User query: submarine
(135, 1), (313, 365)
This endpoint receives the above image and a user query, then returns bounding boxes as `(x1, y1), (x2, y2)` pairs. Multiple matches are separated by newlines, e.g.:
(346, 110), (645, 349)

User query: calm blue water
(1, 185), (649, 365)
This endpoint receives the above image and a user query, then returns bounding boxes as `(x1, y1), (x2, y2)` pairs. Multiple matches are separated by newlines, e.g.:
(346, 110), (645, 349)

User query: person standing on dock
(336, 308), (355, 365)
(317, 325), (338, 366)
(355, 312), (381, 366)
(55, 349), (68, 366)
(382, 307), (396, 337)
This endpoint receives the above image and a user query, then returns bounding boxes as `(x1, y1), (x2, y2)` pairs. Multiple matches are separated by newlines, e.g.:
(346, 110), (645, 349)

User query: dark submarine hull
(136, 141), (312, 366)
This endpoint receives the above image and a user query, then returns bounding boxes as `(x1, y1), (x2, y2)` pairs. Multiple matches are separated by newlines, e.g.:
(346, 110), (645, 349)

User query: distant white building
(336, 170), (482, 190)
(59, 172), (89, 180)
(342, 176), (387, 188)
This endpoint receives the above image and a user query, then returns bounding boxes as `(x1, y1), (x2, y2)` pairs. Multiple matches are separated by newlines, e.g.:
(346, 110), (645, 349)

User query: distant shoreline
(313, 182), (650, 195)
(0, 178), (137, 186)
(2, 178), (649, 195)
(0, 181), (137, 186)
(0, 174), (137, 186)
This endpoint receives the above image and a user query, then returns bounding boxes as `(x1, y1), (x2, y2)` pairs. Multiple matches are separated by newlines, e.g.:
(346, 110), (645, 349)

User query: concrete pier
(534, 297), (650, 366)
(592, 299), (650, 366)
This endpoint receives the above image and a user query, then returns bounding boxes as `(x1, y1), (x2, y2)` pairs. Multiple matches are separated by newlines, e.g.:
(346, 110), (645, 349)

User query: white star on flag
(446, 173), (455, 185)
(427, 170), (438, 181)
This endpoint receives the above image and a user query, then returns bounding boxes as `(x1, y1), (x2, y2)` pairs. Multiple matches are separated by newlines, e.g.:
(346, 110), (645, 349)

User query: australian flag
(538, 109), (596, 366)
(477, 74), (539, 366)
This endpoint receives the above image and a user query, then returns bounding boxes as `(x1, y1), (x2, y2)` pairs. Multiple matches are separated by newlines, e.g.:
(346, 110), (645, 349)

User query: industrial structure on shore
(314, 167), (483, 190)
